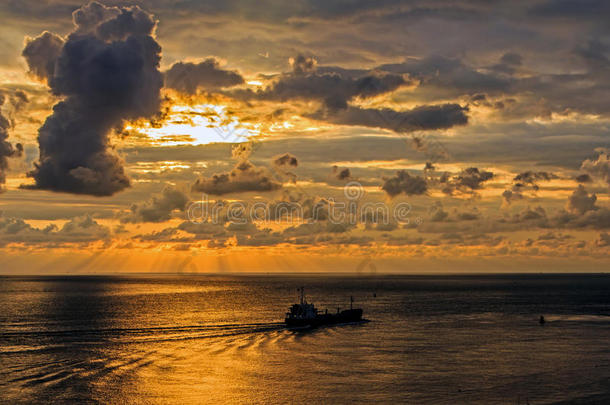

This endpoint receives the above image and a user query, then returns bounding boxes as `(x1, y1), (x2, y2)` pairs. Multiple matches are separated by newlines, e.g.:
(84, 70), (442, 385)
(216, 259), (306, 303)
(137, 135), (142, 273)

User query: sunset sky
(0, 0), (609, 273)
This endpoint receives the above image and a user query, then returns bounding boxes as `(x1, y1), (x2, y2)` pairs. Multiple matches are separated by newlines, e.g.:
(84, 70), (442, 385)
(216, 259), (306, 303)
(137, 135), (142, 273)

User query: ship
(284, 287), (364, 327)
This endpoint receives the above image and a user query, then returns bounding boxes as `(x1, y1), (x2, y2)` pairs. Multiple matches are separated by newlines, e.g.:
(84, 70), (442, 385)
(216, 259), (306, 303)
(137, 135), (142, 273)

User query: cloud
(581, 148), (610, 186)
(121, 186), (189, 223)
(456, 209), (480, 221)
(314, 104), (469, 132)
(554, 207), (610, 230)
(289, 54), (317, 75)
(455, 167), (494, 190)
(273, 153), (298, 167)
(502, 170), (556, 204)
(22, 31), (65, 82)
(597, 232), (610, 247)
(177, 221), (226, 237)
(513, 206), (548, 223)
(272, 152), (298, 183)
(0, 92), (24, 191)
(332, 165), (351, 180)
(379, 55), (511, 96)
(566, 185), (597, 215)
(429, 201), (449, 222)
(192, 159), (282, 195)
(442, 167), (494, 195)
(530, 0), (610, 19)
(282, 220), (354, 238)
(500, 52), (523, 66)
(229, 56), (469, 137)
(513, 171), (556, 190)
(22, 1), (163, 196)
(164, 58), (244, 94)
(575, 173), (592, 183)
(502, 189), (524, 205)
(0, 214), (110, 246)
(236, 57), (408, 109)
(382, 170), (427, 197)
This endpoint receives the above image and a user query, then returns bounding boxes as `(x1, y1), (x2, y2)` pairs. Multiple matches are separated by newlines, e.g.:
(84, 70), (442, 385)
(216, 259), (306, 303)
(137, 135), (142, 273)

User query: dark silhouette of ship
(284, 287), (363, 327)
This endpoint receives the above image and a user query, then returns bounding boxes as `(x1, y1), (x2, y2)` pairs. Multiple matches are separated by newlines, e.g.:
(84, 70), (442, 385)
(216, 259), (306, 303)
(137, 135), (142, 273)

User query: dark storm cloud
(164, 58), (244, 94)
(0, 92), (25, 191)
(121, 186), (189, 223)
(22, 2), (163, 196)
(382, 170), (427, 197)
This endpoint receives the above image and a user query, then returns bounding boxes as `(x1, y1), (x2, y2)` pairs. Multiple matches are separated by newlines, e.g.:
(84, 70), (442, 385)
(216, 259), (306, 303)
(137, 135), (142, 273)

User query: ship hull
(285, 309), (363, 327)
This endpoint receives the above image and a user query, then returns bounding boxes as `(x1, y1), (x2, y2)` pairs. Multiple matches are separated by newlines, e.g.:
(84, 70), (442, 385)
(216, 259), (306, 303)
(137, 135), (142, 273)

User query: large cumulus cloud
(22, 1), (163, 196)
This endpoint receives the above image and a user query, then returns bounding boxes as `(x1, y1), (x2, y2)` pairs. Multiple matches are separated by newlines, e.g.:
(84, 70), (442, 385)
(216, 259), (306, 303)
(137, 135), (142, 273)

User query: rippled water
(1, 274), (609, 404)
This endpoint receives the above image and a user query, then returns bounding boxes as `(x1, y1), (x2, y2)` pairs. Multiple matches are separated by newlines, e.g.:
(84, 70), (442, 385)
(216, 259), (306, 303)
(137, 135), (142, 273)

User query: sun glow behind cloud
(125, 103), (259, 146)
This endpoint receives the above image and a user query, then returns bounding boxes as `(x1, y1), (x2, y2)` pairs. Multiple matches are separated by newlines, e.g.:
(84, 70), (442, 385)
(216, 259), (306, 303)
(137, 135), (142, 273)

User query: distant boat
(284, 287), (364, 327)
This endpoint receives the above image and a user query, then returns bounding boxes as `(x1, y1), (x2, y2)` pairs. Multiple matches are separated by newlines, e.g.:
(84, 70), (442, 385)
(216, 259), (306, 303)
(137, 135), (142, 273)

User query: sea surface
(1, 274), (609, 404)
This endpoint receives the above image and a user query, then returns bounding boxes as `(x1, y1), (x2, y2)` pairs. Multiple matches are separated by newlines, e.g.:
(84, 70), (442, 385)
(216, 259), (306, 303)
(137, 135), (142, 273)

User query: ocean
(1, 274), (609, 404)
